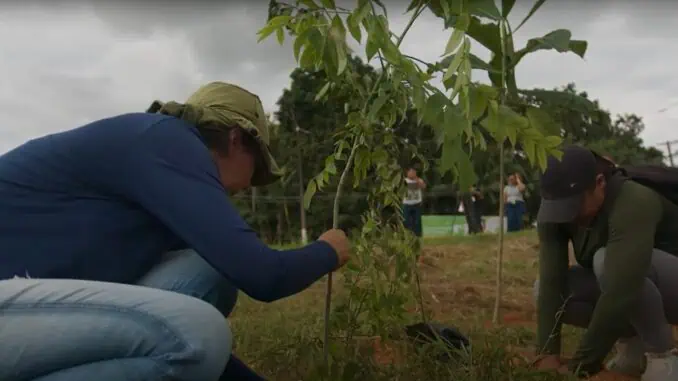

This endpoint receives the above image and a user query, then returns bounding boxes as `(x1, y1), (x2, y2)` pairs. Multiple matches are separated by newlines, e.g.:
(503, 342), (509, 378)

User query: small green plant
(258, 0), (590, 377)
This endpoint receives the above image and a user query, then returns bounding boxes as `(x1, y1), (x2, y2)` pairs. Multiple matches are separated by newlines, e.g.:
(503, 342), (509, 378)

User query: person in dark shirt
(460, 185), (483, 235)
(0, 82), (351, 381)
(532, 145), (678, 380)
(470, 185), (484, 233)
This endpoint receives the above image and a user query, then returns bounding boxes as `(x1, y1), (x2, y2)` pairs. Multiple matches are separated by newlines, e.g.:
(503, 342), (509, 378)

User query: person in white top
(504, 173), (526, 232)
(403, 167), (426, 237)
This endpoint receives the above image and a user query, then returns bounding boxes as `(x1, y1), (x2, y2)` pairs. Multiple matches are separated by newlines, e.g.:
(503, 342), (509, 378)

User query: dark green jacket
(536, 174), (678, 375)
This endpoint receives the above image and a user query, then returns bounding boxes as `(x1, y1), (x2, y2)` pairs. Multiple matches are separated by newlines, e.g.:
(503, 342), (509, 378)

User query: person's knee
(170, 299), (233, 380)
(140, 249), (239, 317)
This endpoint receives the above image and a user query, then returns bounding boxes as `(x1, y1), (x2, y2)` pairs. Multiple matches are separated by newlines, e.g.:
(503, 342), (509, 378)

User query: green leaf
(354, 0), (371, 24)
(276, 27), (285, 45)
(293, 31), (309, 62)
(346, 13), (362, 42)
(259, 15), (293, 44)
(323, 37), (339, 76)
(523, 139), (536, 163)
(501, 0), (516, 17)
(319, 0), (336, 9)
(473, 128), (487, 150)
(444, 29), (465, 56)
(257, 25), (279, 43)
(469, 54), (497, 72)
(299, 43), (316, 69)
(336, 43), (348, 75)
(528, 29), (571, 51)
(329, 14), (347, 74)
(315, 82), (331, 101)
(543, 135), (563, 148)
(307, 28), (326, 57)
(514, 29), (588, 66)
(443, 49), (465, 82)
(537, 146), (548, 171)
(325, 156), (337, 174)
(303, 179), (317, 210)
(481, 100), (504, 142)
(549, 147), (564, 161)
(466, 17), (501, 54)
(440, 136), (476, 189)
(412, 85), (426, 113)
(381, 41), (401, 64)
(442, 105), (466, 139)
(439, 137), (456, 174)
(423, 92), (447, 126)
(525, 106), (560, 135)
(568, 40), (588, 58)
(330, 15), (346, 39)
(366, 38), (379, 61)
(406, 0), (423, 12)
(469, 0), (502, 20)
(372, 15), (389, 43)
(498, 106), (528, 147)
(456, 149), (477, 190)
(515, 0), (546, 32)
(368, 93), (389, 122)
(468, 86), (490, 120)
(456, 13), (471, 31)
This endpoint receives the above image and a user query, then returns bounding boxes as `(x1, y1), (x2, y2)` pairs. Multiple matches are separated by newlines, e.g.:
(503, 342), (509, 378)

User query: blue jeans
(403, 203), (423, 237)
(0, 249), (260, 381)
(505, 201), (525, 232)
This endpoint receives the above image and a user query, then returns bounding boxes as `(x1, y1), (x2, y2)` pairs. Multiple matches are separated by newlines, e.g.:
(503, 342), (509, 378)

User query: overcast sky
(0, 1), (676, 157)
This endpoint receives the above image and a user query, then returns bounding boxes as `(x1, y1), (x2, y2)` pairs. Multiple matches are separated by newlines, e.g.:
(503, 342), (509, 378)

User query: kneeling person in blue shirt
(0, 82), (350, 381)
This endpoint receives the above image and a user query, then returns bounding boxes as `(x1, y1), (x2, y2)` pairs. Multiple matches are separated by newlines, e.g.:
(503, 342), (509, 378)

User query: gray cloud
(0, 1), (675, 156)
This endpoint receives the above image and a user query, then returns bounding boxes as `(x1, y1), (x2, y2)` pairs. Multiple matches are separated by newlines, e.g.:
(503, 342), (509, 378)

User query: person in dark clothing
(470, 185), (484, 233)
(532, 145), (678, 380)
(460, 185), (484, 234)
(0, 82), (351, 381)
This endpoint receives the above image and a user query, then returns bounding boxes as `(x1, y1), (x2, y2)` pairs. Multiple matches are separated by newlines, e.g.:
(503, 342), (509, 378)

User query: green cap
(147, 82), (282, 186)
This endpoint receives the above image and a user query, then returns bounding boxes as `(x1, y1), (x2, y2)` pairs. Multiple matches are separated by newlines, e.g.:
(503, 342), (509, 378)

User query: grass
(227, 230), (626, 381)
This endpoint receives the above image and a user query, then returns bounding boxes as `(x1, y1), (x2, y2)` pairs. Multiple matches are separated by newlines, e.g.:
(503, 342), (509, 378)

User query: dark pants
(471, 202), (483, 234)
(505, 201), (525, 232)
(534, 248), (678, 353)
(403, 203), (423, 237)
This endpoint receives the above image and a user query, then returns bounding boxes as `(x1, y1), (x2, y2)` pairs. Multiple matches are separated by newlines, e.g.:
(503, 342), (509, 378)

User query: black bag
(617, 164), (678, 206)
(404, 322), (471, 361)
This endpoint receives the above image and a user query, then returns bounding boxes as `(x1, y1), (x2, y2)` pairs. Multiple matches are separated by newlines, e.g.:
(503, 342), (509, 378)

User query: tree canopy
(234, 62), (663, 242)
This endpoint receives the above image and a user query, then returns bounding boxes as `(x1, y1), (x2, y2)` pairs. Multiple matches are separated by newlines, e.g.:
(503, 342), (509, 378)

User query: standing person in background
(471, 185), (485, 233)
(504, 173), (527, 232)
(403, 167), (426, 238)
(460, 185), (484, 235)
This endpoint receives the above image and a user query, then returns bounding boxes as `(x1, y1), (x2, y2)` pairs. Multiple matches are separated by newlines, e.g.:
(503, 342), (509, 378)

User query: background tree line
(232, 58), (665, 244)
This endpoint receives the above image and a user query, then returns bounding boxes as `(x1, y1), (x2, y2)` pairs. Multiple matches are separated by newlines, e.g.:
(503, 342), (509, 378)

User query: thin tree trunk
(493, 143), (506, 324)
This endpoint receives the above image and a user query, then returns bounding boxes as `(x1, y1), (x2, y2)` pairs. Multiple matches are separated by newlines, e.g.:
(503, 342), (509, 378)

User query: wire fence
(230, 190), (461, 202)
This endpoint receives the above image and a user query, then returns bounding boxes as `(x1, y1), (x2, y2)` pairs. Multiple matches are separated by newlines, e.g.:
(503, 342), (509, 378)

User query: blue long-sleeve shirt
(0, 112), (338, 302)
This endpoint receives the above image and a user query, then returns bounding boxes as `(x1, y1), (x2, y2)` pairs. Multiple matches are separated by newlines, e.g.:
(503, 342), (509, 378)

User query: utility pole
(666, 141), (675, 167)
(656, 140), (678, 167)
